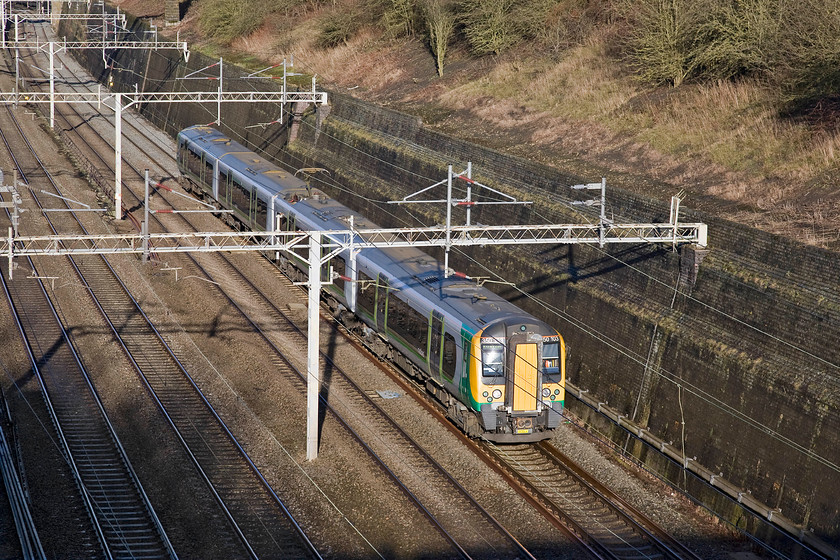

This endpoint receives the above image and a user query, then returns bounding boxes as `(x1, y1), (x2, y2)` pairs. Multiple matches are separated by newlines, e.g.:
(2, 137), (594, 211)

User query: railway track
(190, 251), (537, 560)
(2, 32), (323, 560)
(336, 331), (709, 560)
(16, 17), (546, 558)
(0, 389), (42, 560)
(0, 76), (178, 557)
(483, 442), (705, 560)
(11, 13), (711, 559)
(0, 257), (175, 560)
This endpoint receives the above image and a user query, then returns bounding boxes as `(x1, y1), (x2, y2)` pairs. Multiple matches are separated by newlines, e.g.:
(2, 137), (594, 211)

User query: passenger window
(376, 276), (389, 327)
(187, 148), (202, 178)
(231, 177), (249, 216)
(387, 293), (428, 356)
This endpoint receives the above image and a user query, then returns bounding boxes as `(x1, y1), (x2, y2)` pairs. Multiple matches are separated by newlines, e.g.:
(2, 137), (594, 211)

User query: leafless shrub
(691, 0), (787, 80)
(199, 0), (270, 44)
(317, 9), (364, 47)
(619, 0), (710, 86)
(383, 0), (419, 37)
(458, 0), (521, 56)
(423, 0), (455, 75)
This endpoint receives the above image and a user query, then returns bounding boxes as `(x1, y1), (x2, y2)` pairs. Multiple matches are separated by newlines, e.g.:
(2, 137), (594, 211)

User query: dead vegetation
(148, 0), (840, 249)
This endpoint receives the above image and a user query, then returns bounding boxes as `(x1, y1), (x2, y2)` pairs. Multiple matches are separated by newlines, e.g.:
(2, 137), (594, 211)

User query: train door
(375, 275), (388, 331)
(429, 311), (444, 378)
(202, 154), (214, 192)
(321, 245), (332, 283)
(220, 168), (231, 207)
(509, 336), (539, 412)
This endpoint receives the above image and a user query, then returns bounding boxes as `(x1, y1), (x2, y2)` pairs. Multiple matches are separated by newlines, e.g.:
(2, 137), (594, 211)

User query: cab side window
(481, 342), (505, 381)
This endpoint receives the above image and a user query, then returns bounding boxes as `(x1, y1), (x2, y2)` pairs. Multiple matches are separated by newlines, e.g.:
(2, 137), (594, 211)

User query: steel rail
(0, 263), (110, 560)
(321, 297), (608, 558)
(31, 22), (533, 557)
(11, 22), (322, 559)
(34, 19), (587, 557)
(314, 297), (706, 560)
(81, 86), (474, 558)
(0, 392), (44, 559)
(22, 16), (692, 560)
(178, 249), (528, 560)
(0, 92), (177, 559)
(483, 441), (707, 560)
(29, 12), (832, 560)
(538, 441), (705, 560)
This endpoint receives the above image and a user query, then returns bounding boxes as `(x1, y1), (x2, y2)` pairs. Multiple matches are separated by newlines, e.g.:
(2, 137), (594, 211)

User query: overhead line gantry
(1, 17), (326, 219)
(1, 164), (708, 461)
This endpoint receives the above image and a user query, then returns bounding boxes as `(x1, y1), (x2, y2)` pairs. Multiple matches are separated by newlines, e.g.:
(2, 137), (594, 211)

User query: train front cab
(470, 321), (565, 443)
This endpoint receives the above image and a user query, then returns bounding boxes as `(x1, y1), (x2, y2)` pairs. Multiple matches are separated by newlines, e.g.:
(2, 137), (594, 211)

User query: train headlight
(554, 389), (561, 396)
(482, 391), (489, 398)
(491, 389), (502, 399)
(542, 388), (551, 398)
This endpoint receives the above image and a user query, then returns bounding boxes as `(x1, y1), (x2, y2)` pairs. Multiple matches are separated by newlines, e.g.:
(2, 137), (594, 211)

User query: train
(176, 125), (566, 442)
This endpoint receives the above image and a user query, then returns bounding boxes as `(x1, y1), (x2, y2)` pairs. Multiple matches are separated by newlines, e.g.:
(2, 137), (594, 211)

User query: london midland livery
(177, 125), (566, 442)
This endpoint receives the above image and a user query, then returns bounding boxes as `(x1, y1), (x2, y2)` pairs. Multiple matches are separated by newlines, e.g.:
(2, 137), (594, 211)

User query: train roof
(296, 191), (534, 332)
(178, 126), (555, 336)
(179, 125), (307, 189)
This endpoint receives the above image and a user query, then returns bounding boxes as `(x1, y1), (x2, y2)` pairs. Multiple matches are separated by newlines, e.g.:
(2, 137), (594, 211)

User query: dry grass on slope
(163, 3), (840, 249)
(112, 0), (165, 18)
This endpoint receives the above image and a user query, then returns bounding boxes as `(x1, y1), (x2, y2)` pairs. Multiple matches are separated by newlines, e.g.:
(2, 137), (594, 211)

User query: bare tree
(459, 0), (520, 56)
(623, 0), (707, 86)
(425, 0), (455, 76)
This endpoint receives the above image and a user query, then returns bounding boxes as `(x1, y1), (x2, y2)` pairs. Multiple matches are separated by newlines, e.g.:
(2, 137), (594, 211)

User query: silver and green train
(177, 125), (566, 442)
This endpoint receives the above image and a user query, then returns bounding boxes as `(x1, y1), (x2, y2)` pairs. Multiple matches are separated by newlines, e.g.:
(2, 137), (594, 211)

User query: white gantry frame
(3, 19), (326, 220)
(2, 87), (327, 220)
(2, 202), (708, 462)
